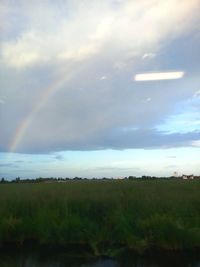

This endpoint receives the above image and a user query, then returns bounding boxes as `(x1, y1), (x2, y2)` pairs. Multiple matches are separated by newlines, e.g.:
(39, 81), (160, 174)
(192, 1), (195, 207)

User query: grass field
(0, 179), (200, 255)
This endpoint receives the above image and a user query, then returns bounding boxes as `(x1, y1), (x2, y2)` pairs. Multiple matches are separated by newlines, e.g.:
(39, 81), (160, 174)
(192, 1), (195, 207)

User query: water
(0, 248), (200, 267)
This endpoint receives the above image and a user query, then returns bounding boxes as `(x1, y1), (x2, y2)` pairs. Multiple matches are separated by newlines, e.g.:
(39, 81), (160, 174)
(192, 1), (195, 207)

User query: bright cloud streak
(191, 140), (200, 147)
(134, 71), (185, 81)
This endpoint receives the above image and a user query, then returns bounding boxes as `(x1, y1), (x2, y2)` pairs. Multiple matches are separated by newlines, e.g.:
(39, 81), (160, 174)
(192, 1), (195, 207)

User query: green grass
(0, 180), (200, 254)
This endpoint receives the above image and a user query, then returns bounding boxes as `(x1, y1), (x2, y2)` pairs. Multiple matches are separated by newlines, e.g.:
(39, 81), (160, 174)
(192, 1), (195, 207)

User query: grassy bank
(0, 180), (200, 255)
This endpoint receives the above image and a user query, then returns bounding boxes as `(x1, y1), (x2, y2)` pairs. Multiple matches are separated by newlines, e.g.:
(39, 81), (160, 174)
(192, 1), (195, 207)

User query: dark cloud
(0, 163), (14, 167)
(99, 128), (200, 150)
(0, 163), (19, 168)
(54, 155), (64, 161)
(2, 128), (199, 154)
(0, 0), (200, 155)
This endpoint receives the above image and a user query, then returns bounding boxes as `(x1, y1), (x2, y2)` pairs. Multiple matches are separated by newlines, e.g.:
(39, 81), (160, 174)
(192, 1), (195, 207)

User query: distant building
(182, 174), (194, 180)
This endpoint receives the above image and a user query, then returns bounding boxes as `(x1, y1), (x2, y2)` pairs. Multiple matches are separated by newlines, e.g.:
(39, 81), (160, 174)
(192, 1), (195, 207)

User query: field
(0, 179), (200, 255)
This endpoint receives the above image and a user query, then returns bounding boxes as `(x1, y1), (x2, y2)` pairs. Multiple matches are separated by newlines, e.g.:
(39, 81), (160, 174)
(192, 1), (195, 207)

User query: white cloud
(113, 61), (127, 70)
(89, 16), (114, 41)
(2, 35), (41, 68)
(1, 0), (199, 68)
(100, 75), (107, 80)
(193, 90), (200, 98)
(144, 97), (152, 103)
(191, 140), (200, 147)
(178, 120), (200, 125)
(142, 53), (156, 60)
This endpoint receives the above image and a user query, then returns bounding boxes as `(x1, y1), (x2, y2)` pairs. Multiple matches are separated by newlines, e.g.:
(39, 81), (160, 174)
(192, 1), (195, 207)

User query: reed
(0, 180), (199, 254)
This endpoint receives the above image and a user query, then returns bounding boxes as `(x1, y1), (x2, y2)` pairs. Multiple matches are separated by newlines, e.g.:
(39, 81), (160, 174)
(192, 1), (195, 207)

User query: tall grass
(0, 180), (199, 254)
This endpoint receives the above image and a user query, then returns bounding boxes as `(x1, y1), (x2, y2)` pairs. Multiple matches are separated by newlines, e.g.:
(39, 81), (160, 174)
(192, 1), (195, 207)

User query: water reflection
(0, 249), (199, 267)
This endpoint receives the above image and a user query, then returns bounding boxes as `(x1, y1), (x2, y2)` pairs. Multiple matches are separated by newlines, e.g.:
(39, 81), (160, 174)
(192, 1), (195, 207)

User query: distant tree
(128, 176), (136, 180)
(15, 177), (20, 183)
(0, 177), (5, 183)
(73, 177), (82, 180)
(36, 177), (43, 183)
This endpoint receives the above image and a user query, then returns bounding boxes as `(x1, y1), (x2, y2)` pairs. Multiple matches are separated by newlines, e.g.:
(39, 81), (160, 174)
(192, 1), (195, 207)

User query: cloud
(1, 0), (199, 69)
(181, 120), (200, 125)
(3, 127), (200, 153)
(0, 163), (14, 167)
(193, 90), (200, 98)
(113, 61), (127, 70)
(0, 163), (19, 168)
(98, 128), (200, 150)
(0, 96), (6, 104)
(100, 75), (108, 80)
(2, 33), (41, 68)
(142, 53), (156, 60)
(0, 0), (200, 154)
(191, 140), (200, 147)
(143, 97), (152, 103)
(54, 154), (64, 161)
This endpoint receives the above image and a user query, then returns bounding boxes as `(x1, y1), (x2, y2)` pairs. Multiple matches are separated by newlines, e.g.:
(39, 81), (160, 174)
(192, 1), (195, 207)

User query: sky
(0, 0), (200, 179)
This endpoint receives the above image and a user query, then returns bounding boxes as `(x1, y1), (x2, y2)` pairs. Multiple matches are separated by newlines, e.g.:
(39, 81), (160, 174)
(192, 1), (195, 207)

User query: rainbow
(9, 68), (78, 153)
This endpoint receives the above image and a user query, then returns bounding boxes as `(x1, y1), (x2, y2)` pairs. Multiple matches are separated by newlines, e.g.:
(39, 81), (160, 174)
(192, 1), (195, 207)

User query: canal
(0, 247), (199, 267)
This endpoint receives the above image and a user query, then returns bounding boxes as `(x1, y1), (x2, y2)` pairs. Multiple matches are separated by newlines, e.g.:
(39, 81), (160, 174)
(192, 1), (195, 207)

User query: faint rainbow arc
(9, 70), (75, 153)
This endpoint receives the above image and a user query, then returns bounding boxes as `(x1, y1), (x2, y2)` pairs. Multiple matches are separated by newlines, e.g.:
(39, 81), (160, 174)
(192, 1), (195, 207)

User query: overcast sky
(0, 0), (200, 179)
